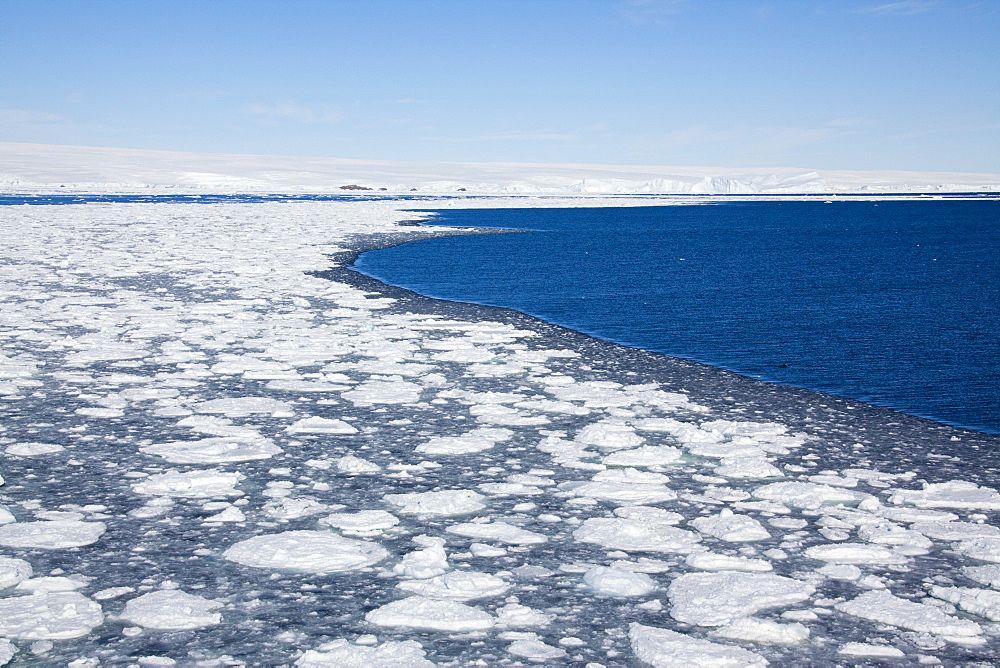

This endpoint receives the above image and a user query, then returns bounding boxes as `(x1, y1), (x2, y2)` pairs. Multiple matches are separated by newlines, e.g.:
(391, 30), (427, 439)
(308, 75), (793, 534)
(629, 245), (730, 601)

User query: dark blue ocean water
(354, 201), (1000, 435)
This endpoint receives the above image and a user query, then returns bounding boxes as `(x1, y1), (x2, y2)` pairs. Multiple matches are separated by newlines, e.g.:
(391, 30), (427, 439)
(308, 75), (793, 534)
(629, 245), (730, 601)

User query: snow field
(0, 199), (998, 664)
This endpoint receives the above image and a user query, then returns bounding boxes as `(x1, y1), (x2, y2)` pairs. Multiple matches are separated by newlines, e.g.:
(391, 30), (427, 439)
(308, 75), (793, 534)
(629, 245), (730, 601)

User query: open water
(354, 200), (1000, 435)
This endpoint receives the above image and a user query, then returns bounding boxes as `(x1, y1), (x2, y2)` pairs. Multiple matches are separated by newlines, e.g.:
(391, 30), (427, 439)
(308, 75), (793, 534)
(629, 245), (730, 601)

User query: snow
(629, 623), (768, 667)
(0, 521), (106, 549)
(667, 572), (815, 626)
(0, 557), (33, 589)
(690, 509), (771, 542)
(889, 480), (1000, 510)
(803, 543), (910, 565)
(712, 617), (809, 645)
(0, 592), (104, 639)
(384, 490), (486, 516)
(446, 521), (547, 545)
(223, 530), (389, 573)
(319, 510), (399, 536)
(139, 436), (282, 464)
(836, 590), (982, 637)
(285, 416), (358, 435)
(295, 639), (434, 667)
(582, 566), (657, 596)
(4, 442), (64, 456)
(396, 571), (510, 600)
(131, 470), (245, 498)
(119, 590), (223, 630)
(365, 596), (494, 632)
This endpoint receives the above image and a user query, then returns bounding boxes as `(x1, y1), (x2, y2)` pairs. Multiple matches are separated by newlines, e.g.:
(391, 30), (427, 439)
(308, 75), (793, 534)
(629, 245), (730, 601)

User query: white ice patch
(559, 481), (677, 505)
(0, 592), (103, 639)
(685, 553), (773, 572)
(223, 530), (388, 573)
(574, 420), (644, 450)
(835, 590), (982, 637)
(582, 566), (656, 596)
(889, 480), (1000, 510)
(393, 544), (450, 579)
(365, 596), (494, 632)
(930, 586), (1000, 621)
(753, 481), (870, 509)
(131, 470), (245, 498)
(629, 623), (768, 667)
(5, 442), (64, 456)
(690, 510), (771, 542)
(838, 642), (905, 657)
(574, 517), (703, 553)
(711, 617), (809, 645)
(397, 571), (510, 600)
(963, 564), (1000, 588)
(803, 543), (909, 565)
(416, 427), (513, 455)
(667, 572), (814, 626)
(295, 639), (434, 667)
(336, 455), (381, 474)
(320, 510), (399, 536)
(446, 521), (547, 545)
(495, 603), (553, 628)
(601, 445), (683, 468)
(0, 556), (33, 589)
(285, 416), (359, 435)
(194, 397), (293, 416)
(0, 520), (106, 549)
(384, 490), (486, 516)
(910, 520), (1000, 541)
(140, 436), (281, 464)
(119, 590), (223, 630)
(342, 380), (422, 405)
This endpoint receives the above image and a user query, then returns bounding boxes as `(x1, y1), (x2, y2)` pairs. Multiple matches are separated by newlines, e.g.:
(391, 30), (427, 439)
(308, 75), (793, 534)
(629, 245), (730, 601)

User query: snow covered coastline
(1, 197), (1000, 665)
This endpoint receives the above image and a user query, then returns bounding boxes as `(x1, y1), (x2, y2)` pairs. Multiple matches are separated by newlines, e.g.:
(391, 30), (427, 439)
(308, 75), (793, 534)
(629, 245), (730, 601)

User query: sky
(1, 0), (998, 172)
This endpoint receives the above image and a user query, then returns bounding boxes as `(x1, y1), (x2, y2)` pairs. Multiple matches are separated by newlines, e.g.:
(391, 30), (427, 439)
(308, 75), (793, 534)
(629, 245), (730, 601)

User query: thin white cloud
(242, 101), (340, 124)
(426, 131), (579, 143)
(0, 106), (63, 124)
(858, 0), (938, 15)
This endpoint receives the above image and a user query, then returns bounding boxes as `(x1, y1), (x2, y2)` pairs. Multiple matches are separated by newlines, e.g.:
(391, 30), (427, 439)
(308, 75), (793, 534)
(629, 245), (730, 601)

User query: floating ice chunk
(668, 572), (814, 626)
(416, 427), (513, 455)
(507, 638), (567, 661)
(715, 457), (783, 479)
(838, 642), (905, 657)
(495, 603), (553, 628)
(615, 505), (684, 524)
(223, 530), (388, 573)
(0, 639), (12, 665)
(686, 553), (773, 572)
(602, 446), (683, 467)
(0, 507), (15, 524)
(120, 590), (223, 630)
(204, 506), (245, 523)
(583, 566), (656, 596)
(478, 482), (544, 496)
(365, 596), (494, 632)
(432, 347), (495, 363)
(513, 399), (590, 416)
(955, 537), (1000, 563)
(702, 420), (788, 438)
(15, 576), (85, 594)
(342, 380), (421, 405)
(963, 564), (1000, 588)
(835, 590), (982, 637)
(930, 586), (1000, 621)
(712, 617), (809, 644)
(879, 507), (958, 523)
(688, 442), (767, 459)
(0, 556), (33, 589)
(469, 404), (547, 425)
(394, 545), (449, 579)
(140, 437), (281, 464)
(629, 623), (768, 667)
(337, 455), (381, 474)
(5, 442), (64, 456)
(285, 416), (359, 435)
(263, 497), (328, 520)
(132, 470), (244, 498)
(397, 571), (510, 600)
(75, 407), (124, 418)
(446, 521), (547, 545)
(911, 521), (1000, 541)
(855, 521), (932, 552)
(574, 420), (644, 450)
(0, 592), (103, 639)
(0, 520), (106, 549)
(320, 510), (399, 536)
(194, 397), (293, 415)
(592, 468), (669, 485)
(559, 481), (677, 505)
(690, 510), (771, 542)
(267, 379), (349, 393)
(384, 490), (486, 516)
(803, 543), (909, 565)
(753, 482), (870, 510)
(574, 517), (702, 553)
(889, 480), (1000, 510)
(817, 564), (863, 581)
(295, 639), (434, 667)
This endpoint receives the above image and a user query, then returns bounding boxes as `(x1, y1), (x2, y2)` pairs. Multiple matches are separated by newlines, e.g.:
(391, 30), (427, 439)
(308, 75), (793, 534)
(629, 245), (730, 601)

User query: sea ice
(690, 510), (771, 542)
(320, 510), (399, 536)
(930, 586), (1000, 621)
(574, 517), (703, 553)
(139, 436), (281, 464)
(836, 590), (982, 637)
(446, 521), (547, 545)
(223, 530), (388, 573)
(4, 442), (65, 456)
(285, 416), (359, 435)
(295, 639), (434, 667)
(0, 556), (33, 589)
(0, 520), (106, 549)
(131, 470), (245, 498)
(889, 480), (1000, 510)
(383, 490), (486, 516)
(365, 596), (494, 632)
(712, 617), (809, 644)
(668, 572), (815, 626)
(119, 589), (223, 630)
(0, 592), (104, 639)
(582, 566), (656, 596)
(415, 427), (512, 455)
(752, 481), (870, 509)
(629, 623), (768, 667)
(837, 642), (905, 657)
(685, 553), (773, 572)
(193, 397), (293, 415)
(803, 543), (909, 565)
(396, 571), (510, 600)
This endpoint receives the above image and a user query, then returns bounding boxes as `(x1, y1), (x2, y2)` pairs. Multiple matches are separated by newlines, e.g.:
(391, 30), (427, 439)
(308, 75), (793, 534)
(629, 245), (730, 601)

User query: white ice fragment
(0, 521), (106, 549)
(668, 572), (814, 626)
(690, 510), (771, 542)
(0, 639), (12, 665)
(816, 564), (863, 581)
(342, 380), (422, 405)
(685, 553), (773, 572)
(838, 642), (905, 657)
(889, 480), (1000, 510)
(194, 397), (293, 415)
(911, 520), (1000, 541)
(131, 470), (244, 498)
(963, 564), (1000, 588)
(416, 427), (512, 455)
(384, 490), (486, 516)
(204, 506), (245, 523)
(295, 639), (434, 667)
(601, 445), (683, 467)
(629, 623), (768, 667)
(285, 416), (359, 435)
(592, 468), (669, 485)
(223, 530), (388, 573)
(559, 481), (677, 505)
(930, 586), (1000, 621)
(0, 592), (103, 639)
(582, 566), (656, 596)
(140, 437), (281, 464)
(954, 537), (1000, 563)
(15, 576), (86, 594)
(446, 521), (547, 545)
(857, 521), (933, 551)
(712, 617), (809, 644)
(394, 545), (449, 579)
(320, 510), (399, 536)
(5, 442), (64, 456)
(397, 571), (510, 600)
(879, 507), (959, 523)
(365, 596), (494, 632)
(336, 456), (381, 474)
(507, 638), (567, 661)
(263, 497), (328, 520)
(0, 557), (34, 589)
(835, 590), (982, 637)
(803, 543), (909, 565)
(715, 457), (784, 479)
(574, 420), (644, 450)
(120, 590), (222, 630)
(574, 517), (703, 553)
(495, 603), (553, 628)
(753, 481), (871, 510)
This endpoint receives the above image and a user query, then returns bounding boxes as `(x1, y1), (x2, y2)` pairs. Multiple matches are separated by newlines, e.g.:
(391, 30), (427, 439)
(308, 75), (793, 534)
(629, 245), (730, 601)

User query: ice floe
(629, 623), (768, 667)
(0, 592), (104, 639)
(365, 596), (494, 632)
(223, 530), (388, 573)
(0, 520), (106, 549)
(119, 589), (223, 630)
(668, 572), (815, 626)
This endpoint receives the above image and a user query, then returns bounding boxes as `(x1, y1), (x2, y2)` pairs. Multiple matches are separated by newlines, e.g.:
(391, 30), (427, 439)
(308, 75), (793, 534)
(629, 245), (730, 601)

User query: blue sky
(2, 0), (997, 172)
